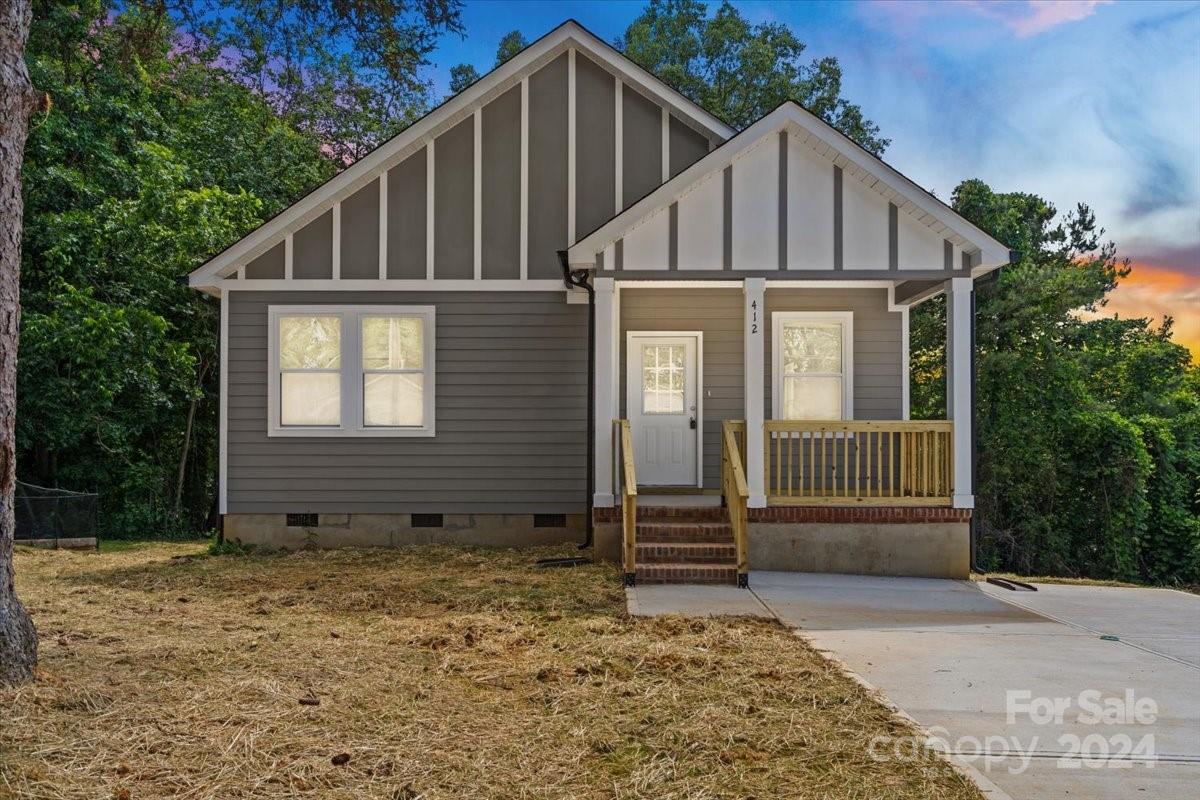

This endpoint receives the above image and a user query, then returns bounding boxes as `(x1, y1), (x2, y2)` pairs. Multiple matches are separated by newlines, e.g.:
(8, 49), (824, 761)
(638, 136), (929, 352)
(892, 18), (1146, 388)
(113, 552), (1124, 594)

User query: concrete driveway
(629, 574), (1200, 800)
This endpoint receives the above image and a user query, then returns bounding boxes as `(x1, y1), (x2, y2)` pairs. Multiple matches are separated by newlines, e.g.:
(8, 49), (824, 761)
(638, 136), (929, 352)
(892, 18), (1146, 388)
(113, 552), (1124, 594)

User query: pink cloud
(966, 0), (1112, 38)
(864, 0), (1111, 38)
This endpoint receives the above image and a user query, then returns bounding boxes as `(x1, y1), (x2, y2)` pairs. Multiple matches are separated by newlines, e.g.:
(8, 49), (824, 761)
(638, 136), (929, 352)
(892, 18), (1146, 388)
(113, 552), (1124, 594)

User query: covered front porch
(590, 277), (976, 586)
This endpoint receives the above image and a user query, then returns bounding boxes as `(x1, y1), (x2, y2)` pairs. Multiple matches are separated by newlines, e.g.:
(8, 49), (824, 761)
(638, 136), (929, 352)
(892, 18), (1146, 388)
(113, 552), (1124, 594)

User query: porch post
(744, 278), (767, 507)
(593, 277), (617, 507)
(946, 277), (974, 509)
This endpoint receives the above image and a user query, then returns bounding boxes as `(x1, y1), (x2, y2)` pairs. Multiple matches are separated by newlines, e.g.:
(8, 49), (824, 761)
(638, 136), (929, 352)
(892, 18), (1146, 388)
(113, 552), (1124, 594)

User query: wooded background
(19, 1), (1199, 584)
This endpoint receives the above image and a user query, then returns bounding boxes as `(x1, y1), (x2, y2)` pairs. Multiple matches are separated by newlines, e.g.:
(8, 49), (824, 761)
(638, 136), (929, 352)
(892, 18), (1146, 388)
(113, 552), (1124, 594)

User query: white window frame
(771, 311), (854, 422)
(267, 305), (435, 437)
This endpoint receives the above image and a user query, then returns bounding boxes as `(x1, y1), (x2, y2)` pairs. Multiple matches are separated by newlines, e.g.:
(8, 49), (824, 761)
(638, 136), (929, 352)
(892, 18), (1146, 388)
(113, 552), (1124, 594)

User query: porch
(590, 277), (976, 586)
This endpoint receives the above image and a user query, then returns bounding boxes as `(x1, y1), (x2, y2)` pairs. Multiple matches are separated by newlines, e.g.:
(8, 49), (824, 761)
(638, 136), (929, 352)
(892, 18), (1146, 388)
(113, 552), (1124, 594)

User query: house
(187, 20), (1012, 585)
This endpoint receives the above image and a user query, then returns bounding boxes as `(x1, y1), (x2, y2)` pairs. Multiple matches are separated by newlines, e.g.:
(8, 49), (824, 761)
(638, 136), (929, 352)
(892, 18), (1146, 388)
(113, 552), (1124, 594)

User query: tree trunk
(173, 395), (197, 519)
(0, 0), (39, 686)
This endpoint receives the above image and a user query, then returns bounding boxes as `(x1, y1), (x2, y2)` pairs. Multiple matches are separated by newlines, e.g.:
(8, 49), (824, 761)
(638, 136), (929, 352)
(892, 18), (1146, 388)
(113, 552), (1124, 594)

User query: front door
(627, 334), (700, 487)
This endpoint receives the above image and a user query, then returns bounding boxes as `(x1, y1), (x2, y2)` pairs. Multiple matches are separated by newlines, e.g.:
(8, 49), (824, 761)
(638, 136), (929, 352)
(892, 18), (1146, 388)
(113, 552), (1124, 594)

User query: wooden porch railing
(721, 420), (750, 587)
(613, 419), (638, 585)
(764, 420), (953, 505)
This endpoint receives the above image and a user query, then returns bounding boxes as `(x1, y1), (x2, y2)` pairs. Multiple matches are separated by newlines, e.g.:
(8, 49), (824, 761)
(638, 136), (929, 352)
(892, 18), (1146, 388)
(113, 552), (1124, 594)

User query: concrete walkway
(627, 573), (1200, 800)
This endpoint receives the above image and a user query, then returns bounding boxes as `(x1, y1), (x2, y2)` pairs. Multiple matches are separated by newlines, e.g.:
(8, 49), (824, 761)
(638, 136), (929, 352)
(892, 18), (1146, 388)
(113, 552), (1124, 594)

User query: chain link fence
(14, 481), (99, 549)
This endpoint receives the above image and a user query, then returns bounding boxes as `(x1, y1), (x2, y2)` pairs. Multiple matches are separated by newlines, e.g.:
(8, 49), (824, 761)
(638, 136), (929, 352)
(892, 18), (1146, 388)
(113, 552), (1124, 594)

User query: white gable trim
(188, 20), (734, 289)
(568, 102), (1011, 274)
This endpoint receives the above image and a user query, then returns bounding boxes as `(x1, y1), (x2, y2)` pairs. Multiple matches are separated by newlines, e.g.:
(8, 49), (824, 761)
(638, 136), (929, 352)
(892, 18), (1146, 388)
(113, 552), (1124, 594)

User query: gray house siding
(227, 290), (587, 513)
(575, 53), (616, 238)
(245, 242), (284, 279)
(622, 87), (662, 207)
(527, 53), (569, 279)
(340, 181), (379, 279)
(386, 149), (427, 279)
(763, 287), (903, 420)
(293, 209), (333, 279)
(433, 116), (475, 279)
(618, 288), (744, 487)
(481, 85), (522, 279)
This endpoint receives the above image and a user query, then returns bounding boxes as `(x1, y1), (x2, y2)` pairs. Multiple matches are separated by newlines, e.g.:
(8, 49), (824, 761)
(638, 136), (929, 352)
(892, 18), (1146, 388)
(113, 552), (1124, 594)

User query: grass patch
(4, 543), (982, 799)
(976, 572), (1199, 594)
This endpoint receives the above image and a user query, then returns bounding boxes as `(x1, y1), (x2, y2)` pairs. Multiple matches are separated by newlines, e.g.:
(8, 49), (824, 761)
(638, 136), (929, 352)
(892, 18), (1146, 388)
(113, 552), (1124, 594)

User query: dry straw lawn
(2, 542), (982, 799)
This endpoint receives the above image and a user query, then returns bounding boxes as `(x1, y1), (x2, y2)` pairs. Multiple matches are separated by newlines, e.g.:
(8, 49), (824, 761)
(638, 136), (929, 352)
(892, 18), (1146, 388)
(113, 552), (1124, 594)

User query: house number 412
(750, 299), (759, 335)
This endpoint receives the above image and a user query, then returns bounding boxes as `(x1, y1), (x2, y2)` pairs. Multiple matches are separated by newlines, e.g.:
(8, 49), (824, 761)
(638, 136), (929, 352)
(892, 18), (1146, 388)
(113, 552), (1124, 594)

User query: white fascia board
(568, 103), (1011, 270)
(188, 21), (733, 289)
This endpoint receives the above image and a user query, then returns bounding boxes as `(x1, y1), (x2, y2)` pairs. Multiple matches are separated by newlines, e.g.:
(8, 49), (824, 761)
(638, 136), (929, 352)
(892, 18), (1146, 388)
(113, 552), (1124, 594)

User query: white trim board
(188, 20), (733, 288)
(215, 279), (569, 292)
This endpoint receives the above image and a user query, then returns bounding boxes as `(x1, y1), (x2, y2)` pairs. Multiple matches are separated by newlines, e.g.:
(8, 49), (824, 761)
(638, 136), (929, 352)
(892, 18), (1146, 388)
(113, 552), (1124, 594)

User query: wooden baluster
(855, 429), (861, 499)
(842, 430), (849, 497)
(783, 430), (790, 497)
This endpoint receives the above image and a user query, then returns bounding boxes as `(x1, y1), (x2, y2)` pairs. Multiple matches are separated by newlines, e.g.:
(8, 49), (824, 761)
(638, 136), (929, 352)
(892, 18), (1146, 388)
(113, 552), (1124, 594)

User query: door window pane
(641, 344), (685, 414)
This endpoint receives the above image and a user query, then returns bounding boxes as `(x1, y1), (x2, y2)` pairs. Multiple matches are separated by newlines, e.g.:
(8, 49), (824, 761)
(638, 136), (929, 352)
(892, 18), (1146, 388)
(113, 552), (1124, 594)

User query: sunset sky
(430, 0), (1199, 358)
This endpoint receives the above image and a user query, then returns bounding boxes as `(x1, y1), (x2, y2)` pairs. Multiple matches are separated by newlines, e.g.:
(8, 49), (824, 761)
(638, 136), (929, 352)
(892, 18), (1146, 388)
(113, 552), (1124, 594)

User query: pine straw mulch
(2, 542), (982, 800)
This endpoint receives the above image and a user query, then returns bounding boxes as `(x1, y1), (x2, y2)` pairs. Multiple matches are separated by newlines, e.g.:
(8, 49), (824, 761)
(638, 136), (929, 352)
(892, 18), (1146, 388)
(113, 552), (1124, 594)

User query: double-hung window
(772, 311), (853, 421)
(268, 306), (435, 436)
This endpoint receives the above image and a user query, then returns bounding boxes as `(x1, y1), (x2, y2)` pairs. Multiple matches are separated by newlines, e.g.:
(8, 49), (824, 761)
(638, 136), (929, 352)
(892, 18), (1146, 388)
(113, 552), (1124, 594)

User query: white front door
(627, 334), (700, 487)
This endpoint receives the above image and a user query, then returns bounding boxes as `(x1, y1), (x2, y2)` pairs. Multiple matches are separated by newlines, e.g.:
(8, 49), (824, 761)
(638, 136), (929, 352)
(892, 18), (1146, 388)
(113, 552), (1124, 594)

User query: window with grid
(269, 306), (434, 437)
(278, 315), (342, 426)
(641, 344), (686, 414)
(774, 313), (852, 421)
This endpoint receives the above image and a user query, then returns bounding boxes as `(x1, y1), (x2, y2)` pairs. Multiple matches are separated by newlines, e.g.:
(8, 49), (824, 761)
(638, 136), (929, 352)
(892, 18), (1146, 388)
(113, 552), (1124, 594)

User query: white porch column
(593, 277), (617, 507)
(744, 278), (767, 507)
(946, 277), (974, 509)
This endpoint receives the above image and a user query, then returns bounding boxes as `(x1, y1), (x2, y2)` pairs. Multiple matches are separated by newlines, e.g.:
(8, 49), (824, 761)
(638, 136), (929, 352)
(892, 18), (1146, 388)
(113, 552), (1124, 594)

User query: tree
(20, 4), (331, 537)
(911, 178), (1199, 584)
(494, 30), (528, 66)
(165, 0), (465, 163)
(449, 63), (480, 94)
(1, 0), (40, 685)
(619, 0), (888, 153)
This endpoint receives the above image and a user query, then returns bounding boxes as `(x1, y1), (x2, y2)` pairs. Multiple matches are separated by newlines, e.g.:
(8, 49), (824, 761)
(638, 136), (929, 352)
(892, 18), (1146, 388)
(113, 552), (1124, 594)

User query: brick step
(635, 541), (736, 564)
(636, 521), (734, 544)
(636, 563), (738, 585)
(634, 505), (729, 522)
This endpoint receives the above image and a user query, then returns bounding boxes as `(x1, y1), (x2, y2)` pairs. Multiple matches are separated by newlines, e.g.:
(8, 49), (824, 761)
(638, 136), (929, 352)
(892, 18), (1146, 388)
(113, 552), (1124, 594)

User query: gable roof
(567, 101), (1012, 275)
(188, 20), (736, 287)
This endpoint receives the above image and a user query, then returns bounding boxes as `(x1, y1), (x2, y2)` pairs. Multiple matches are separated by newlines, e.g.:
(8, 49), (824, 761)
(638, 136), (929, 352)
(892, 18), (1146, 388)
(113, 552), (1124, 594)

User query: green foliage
(174, 0), (465, 163)
(207, 536), (258, 556)
(494, 30), (529, 67)
(448, 63), (480, 94)
(912, 179), (1200, 586)
(618, 0), (888, 154)
(20, 4), (342, 536)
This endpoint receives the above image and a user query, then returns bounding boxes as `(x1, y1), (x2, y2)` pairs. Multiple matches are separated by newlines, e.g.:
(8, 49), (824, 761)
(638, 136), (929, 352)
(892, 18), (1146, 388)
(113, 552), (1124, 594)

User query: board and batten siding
(590, 124), (981, 276)
(219, 48), (714, 286)
(763, 287), (903, 420)
(227, 291), (587, 514)
(618, 288), (744, 487)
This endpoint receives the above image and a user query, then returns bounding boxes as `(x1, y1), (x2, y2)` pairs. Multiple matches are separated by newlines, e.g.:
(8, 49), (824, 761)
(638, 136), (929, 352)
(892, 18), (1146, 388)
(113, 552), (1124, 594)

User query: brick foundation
(747, 506), (970, 524)
(595, 505), (970, 525)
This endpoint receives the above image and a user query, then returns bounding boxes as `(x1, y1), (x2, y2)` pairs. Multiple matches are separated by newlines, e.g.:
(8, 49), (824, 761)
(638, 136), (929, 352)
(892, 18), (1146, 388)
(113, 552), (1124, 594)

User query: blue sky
(427, 0), (1200, 352)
